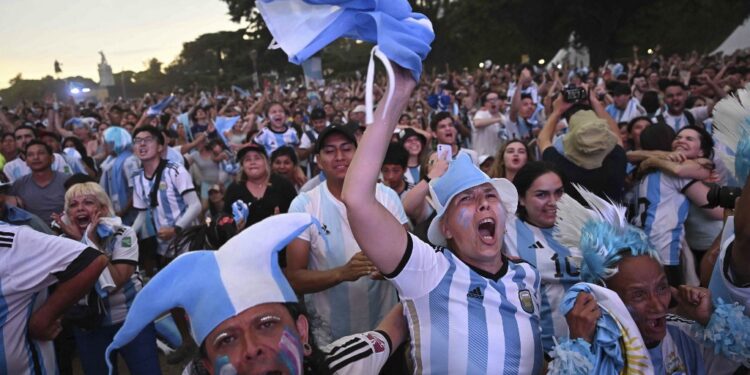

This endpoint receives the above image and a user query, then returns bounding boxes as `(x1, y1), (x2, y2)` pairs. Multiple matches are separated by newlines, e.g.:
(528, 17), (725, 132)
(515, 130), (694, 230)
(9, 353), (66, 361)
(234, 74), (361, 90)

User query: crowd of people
(1, 45), (750, 375)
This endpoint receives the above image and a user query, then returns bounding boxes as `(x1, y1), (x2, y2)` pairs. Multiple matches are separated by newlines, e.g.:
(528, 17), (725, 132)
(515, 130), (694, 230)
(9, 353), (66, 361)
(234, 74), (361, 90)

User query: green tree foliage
(3, 0), (749, 104)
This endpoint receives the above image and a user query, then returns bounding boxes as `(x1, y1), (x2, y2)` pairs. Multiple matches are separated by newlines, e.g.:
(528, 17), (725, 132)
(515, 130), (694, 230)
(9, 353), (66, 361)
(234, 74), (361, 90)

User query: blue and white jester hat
(105, 213), (320, 374)
(102, 126), (132, 155)
(257, 0), (434, 124)
(554, 184), (659, 285)
(427, 154), (518, 247)
(712, 83), (750, 186)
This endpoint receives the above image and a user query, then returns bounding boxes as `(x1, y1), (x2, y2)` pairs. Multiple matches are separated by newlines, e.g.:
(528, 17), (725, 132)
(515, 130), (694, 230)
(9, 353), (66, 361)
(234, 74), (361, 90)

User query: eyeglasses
(133, 136), (156, 145)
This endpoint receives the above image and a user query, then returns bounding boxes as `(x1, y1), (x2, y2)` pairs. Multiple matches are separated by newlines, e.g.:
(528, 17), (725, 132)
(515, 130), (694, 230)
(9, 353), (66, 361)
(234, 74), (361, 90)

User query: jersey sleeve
(5, 227), (100, 290)
(110, 226), (139, 265)
(377, 184), (409, 225)
(253, 128), (267, 145)
(171, 164), (196, 195)
(324, 330), (392, 375)
(385, 233), (449, 299)
(299, 133), (312, 149)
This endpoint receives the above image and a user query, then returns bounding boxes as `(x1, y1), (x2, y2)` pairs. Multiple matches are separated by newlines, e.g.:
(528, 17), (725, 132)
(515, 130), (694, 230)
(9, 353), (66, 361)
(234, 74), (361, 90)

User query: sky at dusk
(0, 0), (240, 89)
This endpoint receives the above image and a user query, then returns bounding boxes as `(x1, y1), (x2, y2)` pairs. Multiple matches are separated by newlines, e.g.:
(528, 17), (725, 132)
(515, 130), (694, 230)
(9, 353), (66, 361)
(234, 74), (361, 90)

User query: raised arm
(638, 157), (713, 180)
(509, 70), (531, 123)
(538, 95), (573, 152)
(587, 86), (622, 147)
(341, 63), (415, 275)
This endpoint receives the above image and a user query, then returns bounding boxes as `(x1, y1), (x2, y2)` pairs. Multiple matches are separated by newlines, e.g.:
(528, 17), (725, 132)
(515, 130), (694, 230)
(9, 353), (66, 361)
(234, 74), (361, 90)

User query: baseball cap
(314, 124), (358, 154)
(236, 143), (268, 162)
(310, 108), (326, 120)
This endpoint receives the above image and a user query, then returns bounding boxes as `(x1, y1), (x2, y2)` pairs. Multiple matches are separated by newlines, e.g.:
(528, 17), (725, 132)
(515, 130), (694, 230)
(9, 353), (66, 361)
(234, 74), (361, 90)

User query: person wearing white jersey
(254, 102), (300, 156)
(504, 161), (581, 354)
(3, 125), (72, 183)
(0, 225), (106, 375)
(286, 124), (408, 347)
(130, 125), (202, 363)
(342, 63), (542, 374)
(54, 182), (160, 374)
(630, 125), (723, 286)
(131, 126), (201, 260)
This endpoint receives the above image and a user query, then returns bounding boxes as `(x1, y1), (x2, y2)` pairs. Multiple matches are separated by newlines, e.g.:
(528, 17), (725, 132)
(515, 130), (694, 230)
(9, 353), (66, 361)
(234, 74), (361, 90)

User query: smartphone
(437, 144), (452, 162)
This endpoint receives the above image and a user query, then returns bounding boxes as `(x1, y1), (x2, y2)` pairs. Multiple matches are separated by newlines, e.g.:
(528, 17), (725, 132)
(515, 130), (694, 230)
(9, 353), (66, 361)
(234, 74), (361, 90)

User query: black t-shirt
(542, 145), (627, 205)
(223, 174), (298, 226)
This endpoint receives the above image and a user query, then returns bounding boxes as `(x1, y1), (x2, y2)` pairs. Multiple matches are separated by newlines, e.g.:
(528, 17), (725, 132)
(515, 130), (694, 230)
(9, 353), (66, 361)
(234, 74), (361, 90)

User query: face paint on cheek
(458, 208), (472, 229)
(277, 327), (304, 375)
(214, 355), (238, 375)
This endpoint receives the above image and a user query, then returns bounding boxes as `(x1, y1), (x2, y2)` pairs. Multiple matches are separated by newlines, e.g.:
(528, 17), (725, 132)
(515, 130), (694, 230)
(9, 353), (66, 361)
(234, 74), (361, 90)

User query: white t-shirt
(3, 153), (72, 183)
(472, 109), (504, 157)
(288, 182), (408, 346)
(0, 225), (96, 375)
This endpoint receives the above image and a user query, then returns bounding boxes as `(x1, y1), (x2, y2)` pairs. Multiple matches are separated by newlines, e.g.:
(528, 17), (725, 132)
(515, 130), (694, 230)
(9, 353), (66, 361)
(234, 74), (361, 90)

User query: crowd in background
(1, 46), (750, 374)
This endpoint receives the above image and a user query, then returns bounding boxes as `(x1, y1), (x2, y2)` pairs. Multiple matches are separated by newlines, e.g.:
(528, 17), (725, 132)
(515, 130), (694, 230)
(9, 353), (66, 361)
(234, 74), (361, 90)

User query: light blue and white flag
(146, 95), (175, 116)
(257, 0), (434, 124)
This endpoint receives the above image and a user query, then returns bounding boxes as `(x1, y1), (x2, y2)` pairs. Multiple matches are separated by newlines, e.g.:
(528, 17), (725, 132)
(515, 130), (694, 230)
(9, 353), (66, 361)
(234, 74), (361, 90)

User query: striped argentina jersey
(632, 171), (695, 265)
(132, 160), (196, 254)
(133, 160), (195, 230)
(390, 233), (542, 374)
(0, 225), (99, 375)
(253, 125), (299, 156)
(504, 216), (581, 353)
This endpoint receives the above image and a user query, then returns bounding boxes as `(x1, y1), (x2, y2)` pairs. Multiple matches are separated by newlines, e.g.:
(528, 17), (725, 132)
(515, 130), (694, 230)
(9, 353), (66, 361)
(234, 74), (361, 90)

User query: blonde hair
(64, 182), (116, 217)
